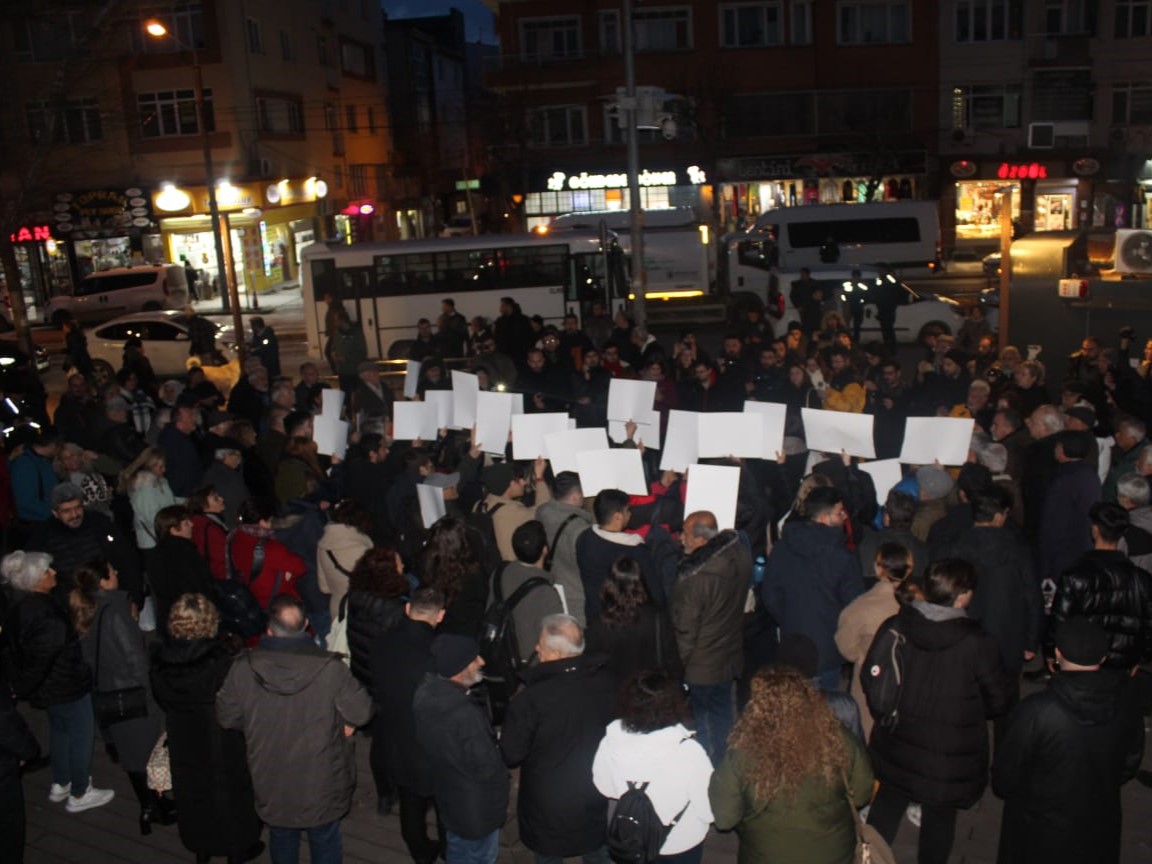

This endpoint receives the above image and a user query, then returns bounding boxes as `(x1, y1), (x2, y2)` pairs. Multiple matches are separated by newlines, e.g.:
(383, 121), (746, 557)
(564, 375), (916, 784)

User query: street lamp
(145, 18), (245, 361)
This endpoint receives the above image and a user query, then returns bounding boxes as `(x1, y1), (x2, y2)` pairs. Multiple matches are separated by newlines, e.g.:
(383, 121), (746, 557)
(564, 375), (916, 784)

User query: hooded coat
(215, 637), (373, 828)
(868, 603), (1014, 808)
(761, 520), (865, 674)
(992, 669), (1145, 864)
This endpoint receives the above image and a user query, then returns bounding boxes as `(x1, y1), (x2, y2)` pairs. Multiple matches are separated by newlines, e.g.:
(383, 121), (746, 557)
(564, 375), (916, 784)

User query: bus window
(373, 256), (403, 297)
(310, 259), (337, 303)
(501, 245), (566, 290)
(787, 217), (921, 249)
(737, 239), (776, 271)
(400, 253), (435, 295)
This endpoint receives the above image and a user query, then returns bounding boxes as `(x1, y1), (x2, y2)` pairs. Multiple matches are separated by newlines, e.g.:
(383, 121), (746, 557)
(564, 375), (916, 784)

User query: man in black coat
(1038, 431), (1102, 612)
(370, 588), (445, 864)
(1051, 502), (1152, 670)
(500, 615), (617, 862)
(993, 617), (1145, 864)
(413, 635), (509, 864)
(576, 489), (657, 623)
(27, 482), (142, 601)
(148, 505), (216, 630)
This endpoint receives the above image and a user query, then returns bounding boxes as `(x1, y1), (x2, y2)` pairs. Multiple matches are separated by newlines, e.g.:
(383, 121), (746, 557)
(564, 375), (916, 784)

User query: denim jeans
(688, 681), (735, 766)
(445, 829), (500, 864)
(268, 820), (343, 864)
(534, 845), (611, 864)
(48, 694), (95, 797)
(816, 666), (843, 692)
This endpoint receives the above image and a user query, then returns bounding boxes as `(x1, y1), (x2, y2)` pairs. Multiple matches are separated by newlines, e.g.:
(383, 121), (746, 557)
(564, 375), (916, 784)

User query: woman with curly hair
(417, 516), (489, 637)
(709, 666), (874, 864)
(585, 556), (682, 681)
(151, 593), (263, 863)
(592, 669), (714, 863)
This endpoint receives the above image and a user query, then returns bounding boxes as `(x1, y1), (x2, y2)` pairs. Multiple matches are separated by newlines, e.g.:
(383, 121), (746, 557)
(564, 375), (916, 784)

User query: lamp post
(621, 0), (647, 330)
(145, 20), (245, 361)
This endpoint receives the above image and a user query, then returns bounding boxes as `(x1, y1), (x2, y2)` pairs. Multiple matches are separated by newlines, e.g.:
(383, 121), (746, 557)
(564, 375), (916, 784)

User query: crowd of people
(0, 292), (1150, 864)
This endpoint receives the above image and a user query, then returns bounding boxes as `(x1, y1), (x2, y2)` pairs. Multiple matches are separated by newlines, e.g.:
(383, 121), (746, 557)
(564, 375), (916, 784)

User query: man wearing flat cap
(353, 359), (392, 425)
(413, 634), (509, 864)
(993, 616), (1144, 864)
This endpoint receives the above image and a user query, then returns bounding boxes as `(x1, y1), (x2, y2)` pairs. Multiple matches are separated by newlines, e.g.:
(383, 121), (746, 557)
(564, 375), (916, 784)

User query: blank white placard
(451, 371), (479, 429)
(511, 413), (571, 460)
(392, 401), (439, 441)
(697, 412), (764, 459)
(684, 463), (741, 531)
(801, 408), (876, 459)
(744, 401), (788, 459)
(608, 407), (662, 449)
(416, 484), (446, 529)
(475, 391), (516, 455)
(607, 379), (657, 422)
(858, 458), (905, 507)
(313, 417), (348, 458)
(424, 390), (453, 429)
(899, 417), (975, 466)
(321, 389), (345, 419)
(545, 428), (610, 474)
(403, 360), (421, 399)
(660, 410), (700, 472)
(576, 448), (648, 496)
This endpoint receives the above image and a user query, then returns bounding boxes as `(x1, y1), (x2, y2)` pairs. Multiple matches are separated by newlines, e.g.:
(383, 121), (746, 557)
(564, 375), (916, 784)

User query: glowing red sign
(9, 225), (53, 243)
(997, 162), (1048, 180)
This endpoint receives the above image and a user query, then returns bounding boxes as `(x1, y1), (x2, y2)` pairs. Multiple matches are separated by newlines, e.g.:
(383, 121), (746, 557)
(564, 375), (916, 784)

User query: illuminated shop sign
(9, 224), (53, 243)
(546, 166), (707, 192)
(997, 162), (1049, 180)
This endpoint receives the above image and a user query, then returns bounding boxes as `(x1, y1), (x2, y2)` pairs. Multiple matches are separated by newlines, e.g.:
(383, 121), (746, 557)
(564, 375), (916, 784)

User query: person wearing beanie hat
(911, 465), (954, 543)
(992, 614), (1144, 864)
(473, 454), (551, 563)
(413, 634), (509, 862)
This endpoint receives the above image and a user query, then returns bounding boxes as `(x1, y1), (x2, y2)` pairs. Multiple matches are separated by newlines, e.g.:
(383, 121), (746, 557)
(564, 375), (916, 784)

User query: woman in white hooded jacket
(316, 500), (374, 621)
(592, 669), (714, 863)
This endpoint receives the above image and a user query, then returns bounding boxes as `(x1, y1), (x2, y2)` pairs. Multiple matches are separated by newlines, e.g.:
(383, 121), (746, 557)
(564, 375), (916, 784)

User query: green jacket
(709, 727), (874, 864)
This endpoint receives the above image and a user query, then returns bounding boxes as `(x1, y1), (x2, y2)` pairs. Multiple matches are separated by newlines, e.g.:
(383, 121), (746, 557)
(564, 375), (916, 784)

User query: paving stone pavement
(18, 689), (1152, 863)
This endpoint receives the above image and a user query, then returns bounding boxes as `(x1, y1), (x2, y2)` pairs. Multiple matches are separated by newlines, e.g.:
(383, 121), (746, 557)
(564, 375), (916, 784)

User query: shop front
(152, 177), (328, 303)
(715, 151), (928, 233)
(523, 164), (711, 231)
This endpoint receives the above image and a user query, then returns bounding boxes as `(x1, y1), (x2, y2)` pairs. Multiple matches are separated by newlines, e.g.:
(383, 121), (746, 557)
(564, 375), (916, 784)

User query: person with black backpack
(592, 670), (714, 864)
(498, 522), (563, 667)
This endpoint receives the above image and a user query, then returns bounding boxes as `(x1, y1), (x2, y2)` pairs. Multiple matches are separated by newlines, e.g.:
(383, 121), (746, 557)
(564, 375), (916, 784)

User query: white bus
(543, 206), (714, 298)
(300, 232), (622, 358)
(721, 201), (942, 299)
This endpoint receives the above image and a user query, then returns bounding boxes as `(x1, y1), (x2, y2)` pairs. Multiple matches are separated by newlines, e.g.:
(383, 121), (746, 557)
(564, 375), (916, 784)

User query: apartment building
(1, 0), (394, 312)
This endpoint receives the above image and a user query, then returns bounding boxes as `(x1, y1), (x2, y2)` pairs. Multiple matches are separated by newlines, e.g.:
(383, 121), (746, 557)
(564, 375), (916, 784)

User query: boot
(128, 771), (176, 835)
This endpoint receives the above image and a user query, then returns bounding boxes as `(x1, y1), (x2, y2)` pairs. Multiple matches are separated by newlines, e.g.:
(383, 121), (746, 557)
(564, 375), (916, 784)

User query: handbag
(91, 606), (149, 730)
(841, 770), (897, 864)
(325, 592), (351, 666)
(146, 732), (172, 792)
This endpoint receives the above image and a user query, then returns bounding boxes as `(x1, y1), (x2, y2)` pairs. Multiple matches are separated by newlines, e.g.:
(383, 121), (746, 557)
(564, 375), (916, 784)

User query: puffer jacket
(215, 636), (374, 828)
(413, 673), (509, 839)
(2, 591), (91, 709)
(869, 602), (1013, 808)
(670, 530), (750, 685)
(316, 523), (373, 621)
(344, 590), (405, 691)
(1051, 549), (1152, 669)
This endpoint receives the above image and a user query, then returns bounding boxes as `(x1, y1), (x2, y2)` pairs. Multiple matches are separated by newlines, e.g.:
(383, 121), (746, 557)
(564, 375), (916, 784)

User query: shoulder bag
(841, 769), (897, 864)
(91, 605), (149, 729)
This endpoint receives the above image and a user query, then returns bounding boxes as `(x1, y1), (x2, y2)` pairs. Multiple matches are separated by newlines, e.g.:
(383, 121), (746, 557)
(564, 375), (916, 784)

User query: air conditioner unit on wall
(1028, 122), (1055, 149)
(1114, 229), (1152, 274)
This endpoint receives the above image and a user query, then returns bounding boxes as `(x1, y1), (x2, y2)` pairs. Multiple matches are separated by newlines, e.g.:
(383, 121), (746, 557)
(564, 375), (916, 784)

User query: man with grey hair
(500, 615), (617, 863)
(1136, 444), (1152, 478)
(1021, 405), (1065, 545)
(1116, 472), (1152, 572)
(202, 447), (249, 527)
(217, 595), (372, 863)
(99, 395), (148, 466)
(1105, 415), (1150, 502)
(671, 509), (751, 765)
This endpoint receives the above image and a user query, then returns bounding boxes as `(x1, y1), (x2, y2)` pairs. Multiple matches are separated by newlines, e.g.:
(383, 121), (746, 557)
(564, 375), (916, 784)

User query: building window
(26, 98), (103, 144)
(138, 89), (214, 137)
(817, 88), (912, 132)
(318, 35), (331, 66)
(955, 0), (1022, 41)
(528, 106), (588, 147)
(349, 164), (368, 197)
(256, 94), (304, 135)
(790, 0), (813, 44)
(603, 106), (664, 144)
(1032, 69), (1093, 121)
(723, 92), (815, 137)
(133, 3), (206, 53)
(1115, 1), (1151, 37)
(599, 11), (620, 54)
(836, 1), (909, 44)
(13, 11), (89, 61)
(332, 165), (343, 189)
(520, 16), (581, 62)
(280, 29), (294, 61)
(950, 83), (1022, 129)
(1041, 0), (1093, 35)
(246, 18), (264, 54)
(1113, 81), (1152, 125)
(340, 38), (374, 79)
(720, 3), (783, 47)
(634, 7), (693, 51)
(346, 104), (358, 133)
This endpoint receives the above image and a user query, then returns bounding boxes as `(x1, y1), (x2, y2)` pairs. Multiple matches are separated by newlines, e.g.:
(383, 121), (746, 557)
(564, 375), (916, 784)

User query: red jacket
(227, 528), (306, 608)
(191, 514), (228, 581)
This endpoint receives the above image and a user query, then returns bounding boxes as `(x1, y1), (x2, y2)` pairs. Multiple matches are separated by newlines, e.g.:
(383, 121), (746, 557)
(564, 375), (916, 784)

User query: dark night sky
(381, 1), (496, 43)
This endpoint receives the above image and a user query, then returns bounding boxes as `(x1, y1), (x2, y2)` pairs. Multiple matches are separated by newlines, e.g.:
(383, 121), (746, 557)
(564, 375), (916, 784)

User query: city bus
(720, 200), (943, 300)
(542, 206), (714, 298)
(300, 232), (622, 359)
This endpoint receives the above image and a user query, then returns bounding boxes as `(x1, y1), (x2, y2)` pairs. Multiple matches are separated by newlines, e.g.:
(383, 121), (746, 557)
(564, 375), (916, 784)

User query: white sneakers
(62, 784), (115, 813)
(905, 803), (923, 828)
(48, 783), (70, 803)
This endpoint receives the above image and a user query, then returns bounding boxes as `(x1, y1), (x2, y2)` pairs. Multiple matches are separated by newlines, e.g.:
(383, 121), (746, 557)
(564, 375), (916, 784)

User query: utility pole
(621, 0), (647, 330)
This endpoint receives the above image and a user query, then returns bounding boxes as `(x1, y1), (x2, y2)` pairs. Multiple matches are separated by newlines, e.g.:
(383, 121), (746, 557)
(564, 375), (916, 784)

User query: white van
(47, 264), (189, 325)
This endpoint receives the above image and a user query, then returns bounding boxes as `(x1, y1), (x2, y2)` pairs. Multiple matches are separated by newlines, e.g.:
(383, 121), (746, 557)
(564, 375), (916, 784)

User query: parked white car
(47, 264), (189, 326)
(86, 311), (237, 387)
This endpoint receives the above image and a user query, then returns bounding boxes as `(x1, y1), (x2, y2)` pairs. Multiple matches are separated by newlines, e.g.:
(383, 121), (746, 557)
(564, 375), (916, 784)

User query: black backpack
(215, 532), (280, 639)
(477, 567), (551, 720)
(466, 501), (505, 567)
(861, 615), (907, 729)
(606, 781), (689, 863)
